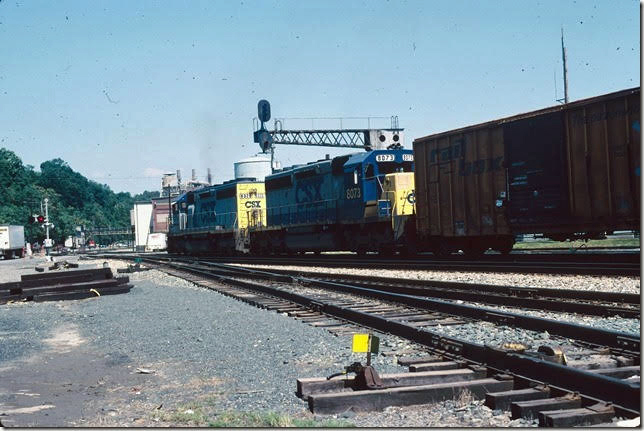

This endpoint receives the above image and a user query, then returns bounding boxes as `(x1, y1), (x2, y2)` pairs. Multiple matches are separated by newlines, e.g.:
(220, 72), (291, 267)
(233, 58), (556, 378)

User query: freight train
(168, 87), (640, 257)
(168, 148), (416, 255)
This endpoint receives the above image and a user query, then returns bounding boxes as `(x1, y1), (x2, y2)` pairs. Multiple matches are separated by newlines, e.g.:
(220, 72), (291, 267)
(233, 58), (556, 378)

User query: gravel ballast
(232, 263), (640, 336)
(231, 263), (641, 294)
(1, 256), (637, 427)
(0, 257), (523, 427)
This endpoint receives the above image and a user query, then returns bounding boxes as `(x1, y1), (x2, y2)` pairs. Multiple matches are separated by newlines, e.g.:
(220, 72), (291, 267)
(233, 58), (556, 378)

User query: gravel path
(231, 263), (641, 294)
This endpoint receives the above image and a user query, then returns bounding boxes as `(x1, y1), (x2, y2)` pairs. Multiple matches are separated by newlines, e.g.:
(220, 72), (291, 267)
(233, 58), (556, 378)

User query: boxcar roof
(414, 87), (640, 143)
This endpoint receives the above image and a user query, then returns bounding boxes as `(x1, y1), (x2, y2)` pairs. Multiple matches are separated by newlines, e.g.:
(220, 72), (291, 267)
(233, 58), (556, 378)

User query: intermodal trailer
(412, 87), (640, 255)
(0, 225), (25, 259)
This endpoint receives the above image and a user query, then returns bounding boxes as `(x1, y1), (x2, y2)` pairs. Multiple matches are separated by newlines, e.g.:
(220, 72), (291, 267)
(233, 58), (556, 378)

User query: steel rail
(186, 261), (639, 352)
(182, 255), (640, 277)
(193, 262), (640, 317)
(100, 254), (640, 346)
(222, 267), (639, 318)
(131, 256), (641, 412)
(305, 278), (638, 318)
(120, 255), (640, 353)
(230, 266), (641, 304)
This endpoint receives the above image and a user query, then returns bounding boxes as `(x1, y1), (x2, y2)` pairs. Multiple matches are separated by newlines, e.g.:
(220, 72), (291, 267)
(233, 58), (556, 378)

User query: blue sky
(0, 0), (639, 194)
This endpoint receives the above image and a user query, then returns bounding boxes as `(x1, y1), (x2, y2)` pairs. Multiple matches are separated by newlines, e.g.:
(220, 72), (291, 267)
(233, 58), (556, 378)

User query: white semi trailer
(0, 225), (25, 259)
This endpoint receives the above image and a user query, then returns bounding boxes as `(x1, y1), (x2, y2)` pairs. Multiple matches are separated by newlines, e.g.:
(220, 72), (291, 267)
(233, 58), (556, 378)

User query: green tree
(0, 148), (159, 245)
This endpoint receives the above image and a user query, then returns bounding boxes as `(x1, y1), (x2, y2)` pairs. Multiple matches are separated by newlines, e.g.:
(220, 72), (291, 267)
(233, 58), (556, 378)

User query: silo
(234, 154), (272, 180)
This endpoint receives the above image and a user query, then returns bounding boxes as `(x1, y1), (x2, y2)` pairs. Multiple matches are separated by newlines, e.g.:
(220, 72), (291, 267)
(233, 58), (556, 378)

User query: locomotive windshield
(377, 161), (413, 175)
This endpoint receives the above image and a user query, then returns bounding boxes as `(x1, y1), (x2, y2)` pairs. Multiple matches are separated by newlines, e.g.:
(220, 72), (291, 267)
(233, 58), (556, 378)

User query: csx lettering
(244, 200), (261, 208)
(346, 187), (361, 199)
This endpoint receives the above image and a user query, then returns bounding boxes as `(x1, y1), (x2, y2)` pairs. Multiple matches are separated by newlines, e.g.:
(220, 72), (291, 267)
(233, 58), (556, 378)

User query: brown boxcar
(412, 87), (640, 255)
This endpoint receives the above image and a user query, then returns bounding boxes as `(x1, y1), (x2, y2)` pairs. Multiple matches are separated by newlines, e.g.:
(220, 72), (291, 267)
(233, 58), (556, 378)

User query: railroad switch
(326, 333), (384, 390)
(502, 342), (527, 353)
(326, 362), (384, 390)
(537, 346), (567, 365)
(516, 345), (567, 365)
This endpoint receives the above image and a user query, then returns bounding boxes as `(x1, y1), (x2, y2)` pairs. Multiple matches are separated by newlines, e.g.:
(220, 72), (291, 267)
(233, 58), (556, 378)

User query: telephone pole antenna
(561, 27), (569, 103)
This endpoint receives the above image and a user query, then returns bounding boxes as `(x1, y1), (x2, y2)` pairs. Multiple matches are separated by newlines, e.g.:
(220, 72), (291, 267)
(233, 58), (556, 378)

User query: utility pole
(561, 27), (569, 104)
(167, 185), (172, 231)
(43, 198), (54, 256)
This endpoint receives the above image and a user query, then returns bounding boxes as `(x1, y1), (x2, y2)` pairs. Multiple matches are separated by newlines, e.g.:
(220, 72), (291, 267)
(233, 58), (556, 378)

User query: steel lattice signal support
(270, 129), (371, 148)
(252, 100), (404, 156)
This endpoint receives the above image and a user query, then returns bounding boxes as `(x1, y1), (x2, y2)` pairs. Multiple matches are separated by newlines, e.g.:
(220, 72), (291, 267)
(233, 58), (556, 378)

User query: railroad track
(137, 252), (640, 277)
(219, 266), (640, 318)
(98, 254), (640, 424)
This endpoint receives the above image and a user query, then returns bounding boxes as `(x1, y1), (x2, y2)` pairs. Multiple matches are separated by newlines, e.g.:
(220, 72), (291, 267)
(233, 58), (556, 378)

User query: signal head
(257, 100), (271, 123)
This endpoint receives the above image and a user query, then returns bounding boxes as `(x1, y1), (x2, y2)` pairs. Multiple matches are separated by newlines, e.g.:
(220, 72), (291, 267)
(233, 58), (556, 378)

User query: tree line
(0, 148), (159, 245)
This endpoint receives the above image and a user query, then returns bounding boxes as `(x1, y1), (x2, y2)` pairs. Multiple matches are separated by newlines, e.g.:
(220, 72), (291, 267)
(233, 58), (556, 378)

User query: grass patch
(151, 400), (353, 428)
(152, 401), (209, 426)
(208, 411), (354, 428)
(513, 237), (639, 250)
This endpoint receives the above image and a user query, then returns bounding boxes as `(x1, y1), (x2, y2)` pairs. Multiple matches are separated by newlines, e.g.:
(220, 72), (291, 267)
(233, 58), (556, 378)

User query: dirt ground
(0, 322), (157, 427)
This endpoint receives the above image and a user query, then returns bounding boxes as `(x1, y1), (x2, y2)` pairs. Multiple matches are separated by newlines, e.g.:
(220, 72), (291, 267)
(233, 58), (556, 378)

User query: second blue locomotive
(249, 148), (416, 255)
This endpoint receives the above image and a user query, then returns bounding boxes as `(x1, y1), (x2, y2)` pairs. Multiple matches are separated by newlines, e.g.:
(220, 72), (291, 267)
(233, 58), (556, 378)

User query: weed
(454, 388), (474, 407)
(513, 237), (639, 250)
(152, 401), (208, 426)
(208, 411), (354, 428)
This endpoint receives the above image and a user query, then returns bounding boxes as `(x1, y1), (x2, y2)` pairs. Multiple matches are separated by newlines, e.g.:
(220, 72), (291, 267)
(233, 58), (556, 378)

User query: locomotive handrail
(266, 199), (340, 226)
(178, 210), (239, 233)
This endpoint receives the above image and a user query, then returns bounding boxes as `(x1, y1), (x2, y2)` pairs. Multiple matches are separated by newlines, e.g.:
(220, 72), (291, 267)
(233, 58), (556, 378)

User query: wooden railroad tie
(0, 267), (132, 304)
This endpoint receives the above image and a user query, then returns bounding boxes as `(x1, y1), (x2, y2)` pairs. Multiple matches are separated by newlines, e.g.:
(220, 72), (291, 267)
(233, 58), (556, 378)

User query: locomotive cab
(339, 149), (415, 254)
(340, 149), (414, 223)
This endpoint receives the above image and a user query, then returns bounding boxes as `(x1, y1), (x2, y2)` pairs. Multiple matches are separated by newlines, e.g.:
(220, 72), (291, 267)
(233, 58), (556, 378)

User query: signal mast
(253, 100), (404, 172)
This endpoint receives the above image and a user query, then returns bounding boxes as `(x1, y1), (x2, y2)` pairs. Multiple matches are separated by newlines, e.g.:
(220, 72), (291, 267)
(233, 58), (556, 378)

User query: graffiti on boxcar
(459, 156), (503, 177)
(429, 139), (466, 164)
(571, 104), (640, 126)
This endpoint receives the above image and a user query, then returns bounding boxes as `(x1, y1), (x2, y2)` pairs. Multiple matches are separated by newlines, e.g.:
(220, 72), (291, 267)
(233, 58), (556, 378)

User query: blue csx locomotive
(168, 148), (417, 255)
